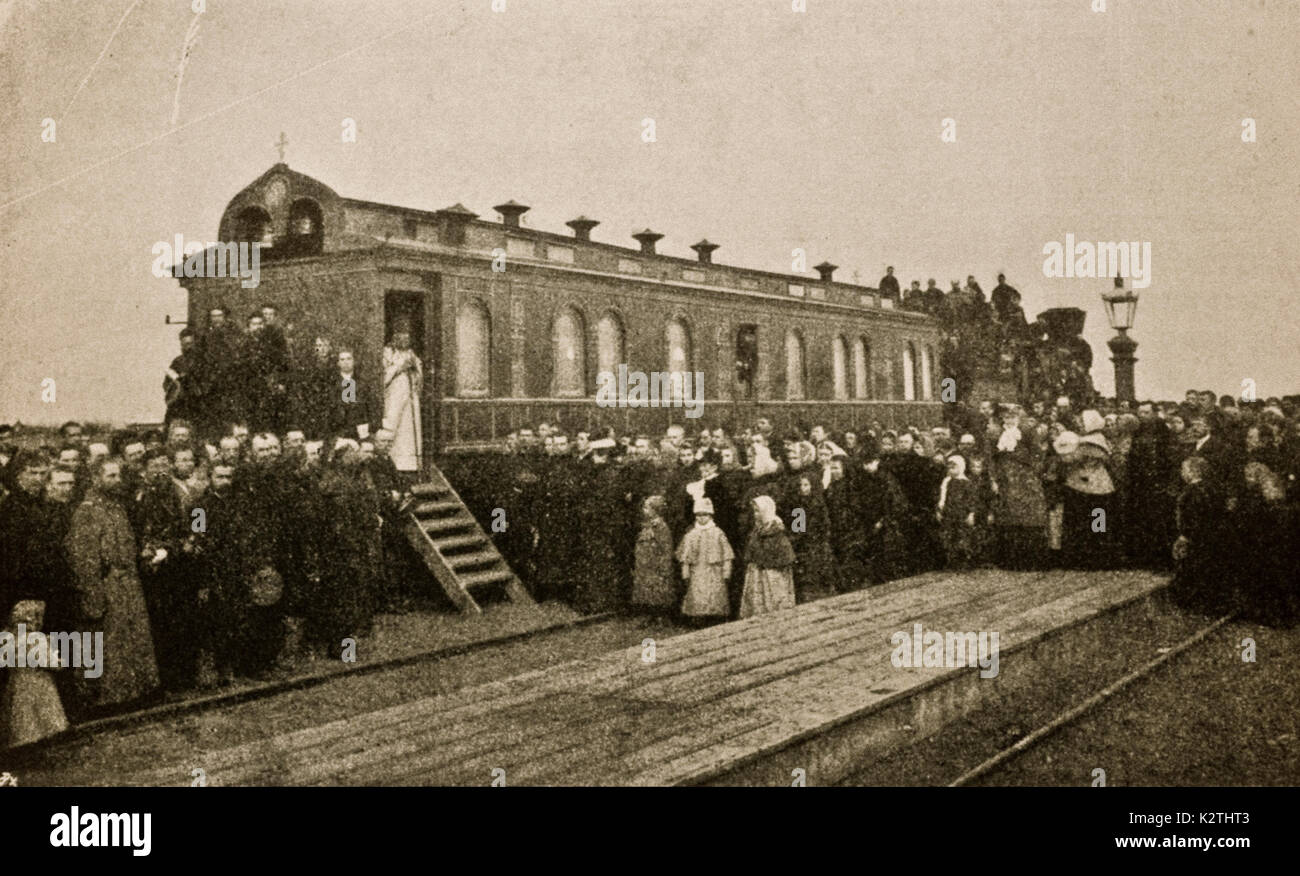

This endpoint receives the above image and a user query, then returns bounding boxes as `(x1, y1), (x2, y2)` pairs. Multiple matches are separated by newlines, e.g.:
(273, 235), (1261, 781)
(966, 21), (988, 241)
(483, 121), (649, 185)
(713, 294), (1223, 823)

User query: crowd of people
(163, 303), (425, 470)
(881, 269), (1096, 404)
(0, 420), (416, 748)
(2, 385), (1296, 749)
(457, 390), (1299, 630)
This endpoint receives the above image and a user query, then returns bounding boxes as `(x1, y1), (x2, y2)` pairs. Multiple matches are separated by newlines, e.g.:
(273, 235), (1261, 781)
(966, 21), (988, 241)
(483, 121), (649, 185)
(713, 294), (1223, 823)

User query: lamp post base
(1108, 331), (1138, 403)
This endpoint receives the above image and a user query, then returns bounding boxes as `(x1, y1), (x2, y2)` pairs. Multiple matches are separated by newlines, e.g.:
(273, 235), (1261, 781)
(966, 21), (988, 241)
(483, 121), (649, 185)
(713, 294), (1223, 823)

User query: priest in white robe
(381, 327), (423, 474)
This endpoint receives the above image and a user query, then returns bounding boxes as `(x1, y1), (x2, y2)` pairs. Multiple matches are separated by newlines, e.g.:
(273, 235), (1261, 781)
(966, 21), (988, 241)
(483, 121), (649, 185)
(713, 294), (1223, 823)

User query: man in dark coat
(990, 274), (1019, 321)
(133, 448), (192, 690)
(293, 336), (338, 440)
(0, 453), (76, 713)
(854, 453), (908, 584)
(535, 451), (580, 603)
(0, 451), (52, 620)
(305, 443), (381, 656)
(328, 349), (376, 441)
(1124, 405), (1179, 567)
(492, 455), (543, 598)
(239, 313), (290, 434)
(922, 278), (944, 315)
(368, 428), (414, 610)
(195, 306), (245, 437)
(1169, 456), (1216, 612)
(186, 461), (239, 684)
(823, 456), (867, 590)
(878, 266), (900, 301)
(572, 440), (633, 613)
(163, 328), (200, 429)
(229, 435), (292, 676)
(698, 451), (741, 558)
(884, 434), (941, 574)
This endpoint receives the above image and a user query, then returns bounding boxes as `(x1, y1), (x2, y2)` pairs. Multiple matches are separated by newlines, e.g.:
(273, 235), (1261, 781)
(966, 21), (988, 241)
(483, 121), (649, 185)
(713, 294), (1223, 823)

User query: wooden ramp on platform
(120, 568), (1167, 787)
(404, 465), (532, 615)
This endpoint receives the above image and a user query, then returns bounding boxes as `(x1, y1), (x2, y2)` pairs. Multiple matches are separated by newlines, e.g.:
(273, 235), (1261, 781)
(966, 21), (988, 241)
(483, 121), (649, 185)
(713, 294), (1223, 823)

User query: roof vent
(690, 239), (720, 264)
(566, 216), (599, 241)
(632, 228), (664, 255)
(494, 200), (530, 229)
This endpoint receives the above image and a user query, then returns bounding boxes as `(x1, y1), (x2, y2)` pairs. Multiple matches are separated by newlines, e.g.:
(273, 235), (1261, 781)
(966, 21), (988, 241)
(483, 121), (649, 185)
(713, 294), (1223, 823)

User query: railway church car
(181, 162), (944, 455)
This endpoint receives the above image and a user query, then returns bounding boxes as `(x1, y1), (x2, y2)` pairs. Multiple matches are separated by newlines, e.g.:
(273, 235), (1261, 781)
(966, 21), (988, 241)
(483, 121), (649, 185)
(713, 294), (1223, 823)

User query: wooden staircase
(403, 467), (533, 615)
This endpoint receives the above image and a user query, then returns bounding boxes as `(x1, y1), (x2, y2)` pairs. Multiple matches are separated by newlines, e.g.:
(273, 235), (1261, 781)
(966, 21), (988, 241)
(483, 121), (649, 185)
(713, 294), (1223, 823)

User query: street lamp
(1102, 275), (1139, 403)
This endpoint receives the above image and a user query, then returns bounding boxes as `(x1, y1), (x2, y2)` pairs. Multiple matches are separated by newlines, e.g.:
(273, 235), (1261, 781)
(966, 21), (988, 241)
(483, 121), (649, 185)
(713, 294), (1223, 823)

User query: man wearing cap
(65, 457), (160, 714)
(572, 438), (632, 613)
(133, 447), (193, 690)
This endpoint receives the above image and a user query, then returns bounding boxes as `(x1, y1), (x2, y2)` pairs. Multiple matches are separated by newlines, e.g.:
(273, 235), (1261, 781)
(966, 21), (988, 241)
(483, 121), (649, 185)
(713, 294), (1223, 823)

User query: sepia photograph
(0, 0), (1296, 856)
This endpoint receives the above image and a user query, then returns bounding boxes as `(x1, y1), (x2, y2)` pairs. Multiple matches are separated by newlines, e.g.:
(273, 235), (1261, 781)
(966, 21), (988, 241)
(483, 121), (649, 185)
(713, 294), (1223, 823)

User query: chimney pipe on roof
(814, 261), (838, 282)
(690, 239), (720, 264)
(632, 229), (664, 255)
(494, 200), (530, 229)
(435, 203), (478, 245)
(566, 216), (599, 241)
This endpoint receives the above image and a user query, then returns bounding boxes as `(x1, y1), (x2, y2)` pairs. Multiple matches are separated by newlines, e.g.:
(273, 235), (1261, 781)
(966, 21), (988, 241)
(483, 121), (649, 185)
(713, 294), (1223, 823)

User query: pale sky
(2, 0), (1297, 425)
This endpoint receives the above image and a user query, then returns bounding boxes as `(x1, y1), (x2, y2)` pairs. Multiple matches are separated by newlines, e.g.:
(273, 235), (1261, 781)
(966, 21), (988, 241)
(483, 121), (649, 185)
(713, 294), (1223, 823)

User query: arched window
(552, 306), (586, 397)
(832, 336), (849, 400)
(785, 330), (806, 400)
(596, 312), (625, 381)
(666, 317), (691, 401)
(853, 337), (870, 399)
(735, 324), (758, 399)
(233, 206), (272, 245)
(287, 198), (324, 255)
(902, 342), (917, 401)
(920, 345), (934, 401)
(455, 299), (491, 397)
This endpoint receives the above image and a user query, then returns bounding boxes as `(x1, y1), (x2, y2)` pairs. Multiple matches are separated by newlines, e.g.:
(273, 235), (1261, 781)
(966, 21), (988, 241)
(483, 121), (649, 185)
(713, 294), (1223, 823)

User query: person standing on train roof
(878, 266), (900, 300)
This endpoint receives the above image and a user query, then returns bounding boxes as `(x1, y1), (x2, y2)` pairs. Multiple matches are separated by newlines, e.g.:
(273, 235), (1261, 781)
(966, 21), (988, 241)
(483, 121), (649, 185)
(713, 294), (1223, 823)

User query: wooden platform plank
(310, 572), (1078, 786)
(155, 576), (969, 784)
(117, 569), (1166, 786)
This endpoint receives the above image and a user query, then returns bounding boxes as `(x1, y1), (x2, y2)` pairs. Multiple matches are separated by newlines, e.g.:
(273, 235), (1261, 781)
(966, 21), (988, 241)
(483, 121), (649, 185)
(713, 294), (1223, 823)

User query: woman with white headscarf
(739, 495), (796, 618)
(936, 454), (977, 569)
(991, 407), (1049, 568)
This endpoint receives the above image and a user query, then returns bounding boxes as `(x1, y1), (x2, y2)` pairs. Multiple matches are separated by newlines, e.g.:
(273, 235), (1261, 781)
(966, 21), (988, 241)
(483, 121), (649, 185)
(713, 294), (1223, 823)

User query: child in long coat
(936, 455), (978, 569)
(740, 495), (797, 618)
(676, 498), (734, 624)
(631, 496), (677, 617)
(966, 455), (996, 566)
